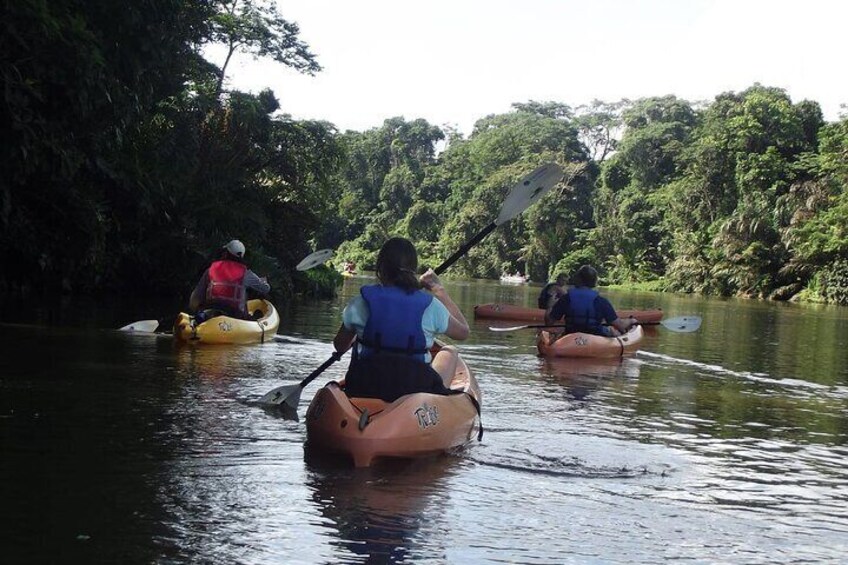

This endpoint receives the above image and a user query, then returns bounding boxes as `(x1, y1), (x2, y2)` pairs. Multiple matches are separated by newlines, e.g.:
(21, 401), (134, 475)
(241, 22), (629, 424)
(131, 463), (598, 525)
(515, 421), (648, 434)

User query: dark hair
(555, 273), (568, 285)
(574, 265), (598, 287)
(376, 237), (420, 292)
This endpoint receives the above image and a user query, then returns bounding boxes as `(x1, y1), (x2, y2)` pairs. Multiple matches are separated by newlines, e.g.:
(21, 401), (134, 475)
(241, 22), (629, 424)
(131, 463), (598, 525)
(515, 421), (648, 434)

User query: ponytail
(376, 237), (420, 292)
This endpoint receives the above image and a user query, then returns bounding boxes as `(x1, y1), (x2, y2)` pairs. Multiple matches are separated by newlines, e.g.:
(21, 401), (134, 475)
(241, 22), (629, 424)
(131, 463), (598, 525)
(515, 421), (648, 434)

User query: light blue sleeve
(421, 297), (451, 346)
(341, 296), (369, 337)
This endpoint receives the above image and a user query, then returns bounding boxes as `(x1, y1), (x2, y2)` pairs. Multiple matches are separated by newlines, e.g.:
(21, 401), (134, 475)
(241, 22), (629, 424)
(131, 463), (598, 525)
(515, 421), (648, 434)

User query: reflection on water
(539, 356), (639, 401)
(305, 452), (459, 564)
(2, 280), (848, 563)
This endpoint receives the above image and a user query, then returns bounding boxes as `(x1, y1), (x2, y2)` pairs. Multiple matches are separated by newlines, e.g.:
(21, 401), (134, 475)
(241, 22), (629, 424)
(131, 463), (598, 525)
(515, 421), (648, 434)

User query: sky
(209, 0), (848, 135)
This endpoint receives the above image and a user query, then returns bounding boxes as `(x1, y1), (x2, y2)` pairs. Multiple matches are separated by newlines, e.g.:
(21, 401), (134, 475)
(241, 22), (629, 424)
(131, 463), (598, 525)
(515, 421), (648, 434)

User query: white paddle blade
(296, 248), (334, 271)
(258, 383), (301, 408)
(488, 325), (529, 332)
(660, 316), (702, 333)
(495, 163), (564, 225)
(119, 320), (160, 333)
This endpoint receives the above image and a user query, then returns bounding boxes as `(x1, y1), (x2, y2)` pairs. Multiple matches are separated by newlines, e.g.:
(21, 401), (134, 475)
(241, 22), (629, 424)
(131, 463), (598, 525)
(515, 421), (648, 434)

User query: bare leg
(431, 345), (459, 389)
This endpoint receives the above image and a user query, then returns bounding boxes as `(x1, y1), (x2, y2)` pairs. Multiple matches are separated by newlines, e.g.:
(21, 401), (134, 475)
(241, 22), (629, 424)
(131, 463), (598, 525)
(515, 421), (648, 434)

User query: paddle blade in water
(660, 316), (702, 333)
(296, 249), (334, 271)
(258, 382), (302, 408)
(495, 163), (563, 225)
(119, 320), (160, 333)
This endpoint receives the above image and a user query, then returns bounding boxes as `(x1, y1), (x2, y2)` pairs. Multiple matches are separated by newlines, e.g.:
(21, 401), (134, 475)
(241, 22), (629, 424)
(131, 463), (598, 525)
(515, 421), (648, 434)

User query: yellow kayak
(173, 299), (279, 344)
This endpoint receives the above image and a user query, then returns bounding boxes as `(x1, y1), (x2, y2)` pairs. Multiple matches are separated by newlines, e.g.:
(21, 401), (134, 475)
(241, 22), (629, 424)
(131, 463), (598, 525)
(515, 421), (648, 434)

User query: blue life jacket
(359, 285), (433, 363)
(565, 287), (603, 334)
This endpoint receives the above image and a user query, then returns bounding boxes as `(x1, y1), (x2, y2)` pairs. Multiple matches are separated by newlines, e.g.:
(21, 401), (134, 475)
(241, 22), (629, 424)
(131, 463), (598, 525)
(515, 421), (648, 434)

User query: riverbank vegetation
(3, 1), (846, 304)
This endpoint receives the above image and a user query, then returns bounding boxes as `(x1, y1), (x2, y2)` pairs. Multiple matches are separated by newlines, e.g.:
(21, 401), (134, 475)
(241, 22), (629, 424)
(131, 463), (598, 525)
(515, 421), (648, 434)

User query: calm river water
(2, 277), (847, 563)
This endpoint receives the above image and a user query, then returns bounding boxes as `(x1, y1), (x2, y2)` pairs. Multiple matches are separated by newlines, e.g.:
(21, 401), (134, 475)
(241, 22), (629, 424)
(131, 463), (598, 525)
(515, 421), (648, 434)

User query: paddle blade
(495, 163), (564, 225)
(488, 324), (530, 332)
(659, 316), (702, 333)
(258, 382), (303, 409)
(119, 320), (160, 333)
(296, 249), (334, 271)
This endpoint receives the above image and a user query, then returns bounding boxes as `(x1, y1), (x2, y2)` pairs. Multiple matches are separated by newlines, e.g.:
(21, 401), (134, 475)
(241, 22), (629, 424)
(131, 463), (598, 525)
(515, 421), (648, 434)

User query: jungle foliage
(2, 2), (846, 304)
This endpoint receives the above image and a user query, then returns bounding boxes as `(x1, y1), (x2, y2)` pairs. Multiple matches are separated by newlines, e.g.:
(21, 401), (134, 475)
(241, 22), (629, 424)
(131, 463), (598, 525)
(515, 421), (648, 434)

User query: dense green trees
(2, 0), (339, 298)
(2, 3), (846, 304)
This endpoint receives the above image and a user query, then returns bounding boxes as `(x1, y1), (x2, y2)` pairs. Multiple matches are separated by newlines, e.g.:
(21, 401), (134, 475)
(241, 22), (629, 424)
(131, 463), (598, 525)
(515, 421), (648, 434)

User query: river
(1, 277), (847, 563)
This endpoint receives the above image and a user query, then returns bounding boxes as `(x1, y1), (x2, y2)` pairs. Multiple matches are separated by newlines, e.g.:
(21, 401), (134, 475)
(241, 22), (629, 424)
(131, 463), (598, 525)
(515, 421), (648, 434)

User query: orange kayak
(305, 349), (482, 467)
(536, 325), (644, 358)
(475, 303), (663, 324)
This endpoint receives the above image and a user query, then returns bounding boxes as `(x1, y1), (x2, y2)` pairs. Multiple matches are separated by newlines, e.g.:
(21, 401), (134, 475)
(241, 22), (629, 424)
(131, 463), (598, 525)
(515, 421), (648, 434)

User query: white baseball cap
(224, 239), (245, 257)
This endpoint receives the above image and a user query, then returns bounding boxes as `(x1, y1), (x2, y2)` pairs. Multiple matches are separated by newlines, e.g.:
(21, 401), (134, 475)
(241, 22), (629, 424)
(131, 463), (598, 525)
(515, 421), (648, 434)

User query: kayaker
(189, 239), (270, 320)
(544, 264), (638, 338)
(332, 237), (470, 402)
(537, 273), (568, 309)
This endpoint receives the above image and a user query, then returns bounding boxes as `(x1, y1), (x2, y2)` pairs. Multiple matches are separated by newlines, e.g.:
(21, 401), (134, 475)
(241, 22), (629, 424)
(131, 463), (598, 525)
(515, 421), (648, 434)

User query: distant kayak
(305, 345), (482, 467)
(475, 303), (663, 324)
(173, 299), (279, 344)
(536, 325), (644, 358)
(499, 274), (530, 284)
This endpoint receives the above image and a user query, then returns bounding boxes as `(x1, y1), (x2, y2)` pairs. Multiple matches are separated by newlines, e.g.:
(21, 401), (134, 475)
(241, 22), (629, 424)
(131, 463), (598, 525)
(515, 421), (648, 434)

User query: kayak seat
(344, 353), (453, 403)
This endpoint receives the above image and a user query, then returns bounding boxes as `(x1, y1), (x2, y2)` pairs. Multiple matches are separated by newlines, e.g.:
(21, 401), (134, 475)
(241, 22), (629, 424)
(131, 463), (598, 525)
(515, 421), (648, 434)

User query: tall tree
(209, 0), (321, 95)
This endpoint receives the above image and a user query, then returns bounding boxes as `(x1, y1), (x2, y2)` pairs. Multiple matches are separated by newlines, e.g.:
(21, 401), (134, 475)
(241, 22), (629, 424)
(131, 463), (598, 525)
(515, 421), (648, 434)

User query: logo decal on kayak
(415, 403), (439, 429)
(574, 336), (588, 346)
(218, 320), (232, 332)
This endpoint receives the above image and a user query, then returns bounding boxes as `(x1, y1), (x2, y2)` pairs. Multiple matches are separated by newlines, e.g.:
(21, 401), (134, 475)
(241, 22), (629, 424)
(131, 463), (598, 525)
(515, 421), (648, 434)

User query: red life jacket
(206, 260), (247, 314)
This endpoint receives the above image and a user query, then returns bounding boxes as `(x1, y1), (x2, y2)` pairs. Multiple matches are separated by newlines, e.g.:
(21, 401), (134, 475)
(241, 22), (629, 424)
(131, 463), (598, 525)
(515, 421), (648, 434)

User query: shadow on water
(304, 448), (460, 564)
(537, 356), (640, 401)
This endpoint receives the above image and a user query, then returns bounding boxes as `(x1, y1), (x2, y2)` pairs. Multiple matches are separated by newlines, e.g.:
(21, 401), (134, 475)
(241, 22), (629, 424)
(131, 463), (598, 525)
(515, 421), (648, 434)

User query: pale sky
(209, 0), (848, 134)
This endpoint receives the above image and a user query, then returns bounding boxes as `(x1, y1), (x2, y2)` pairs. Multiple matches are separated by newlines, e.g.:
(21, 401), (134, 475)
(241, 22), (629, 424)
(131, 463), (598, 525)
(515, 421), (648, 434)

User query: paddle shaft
(490, 315), (701, 333)
(297, 351), (344, 390)
(433, 222), (496, 276)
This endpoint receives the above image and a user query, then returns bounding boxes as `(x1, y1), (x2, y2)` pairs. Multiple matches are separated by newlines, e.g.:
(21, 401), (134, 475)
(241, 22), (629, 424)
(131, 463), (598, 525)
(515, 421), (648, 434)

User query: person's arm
(333, 323), (357, 353)
(598, 296), (638, 334)
(243, 269), (271, 296)
(545, 294), (567, 327)
(420, 269), (469, 340)
(334, 296), (366, 353)
(612, 316), (638, 334)
(189, 270), (209, 312)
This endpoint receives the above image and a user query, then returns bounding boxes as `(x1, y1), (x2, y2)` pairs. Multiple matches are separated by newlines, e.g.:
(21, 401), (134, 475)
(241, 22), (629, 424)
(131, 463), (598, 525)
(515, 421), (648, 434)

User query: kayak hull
(173, 299), (279, 344)
(475, 303), (663, 324)
(305, 350), (481, 467)
(536, 325), (644, 358)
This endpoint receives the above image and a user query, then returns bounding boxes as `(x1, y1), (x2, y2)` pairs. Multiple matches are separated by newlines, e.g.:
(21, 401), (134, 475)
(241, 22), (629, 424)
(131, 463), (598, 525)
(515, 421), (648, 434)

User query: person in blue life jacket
(544, 264), (639, 339)
(537, 273), (568, 310)
(332, 237), (470, 402)
(189, 239), (270, 320)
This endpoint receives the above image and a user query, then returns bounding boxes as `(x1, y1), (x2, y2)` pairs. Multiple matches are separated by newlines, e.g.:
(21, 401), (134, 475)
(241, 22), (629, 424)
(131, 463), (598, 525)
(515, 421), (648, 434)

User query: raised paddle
(433, 163), (563, 275)
(296, 248), (334, 271)
(488, 315), (703, 334)
(259, 162), (566, 409)
(118, 248), (336, 334)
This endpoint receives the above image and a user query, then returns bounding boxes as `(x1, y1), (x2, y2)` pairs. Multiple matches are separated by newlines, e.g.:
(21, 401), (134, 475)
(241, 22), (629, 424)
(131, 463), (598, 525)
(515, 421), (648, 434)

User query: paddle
(296, 248), (334, 271)
(258, 351), (344, 409)
(259, 162), (566, 409)
(118, 248), (336, 334)
(118, 320), (161, 333)
(488, 315), (703, 334)
(433, 163), (563, 275)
